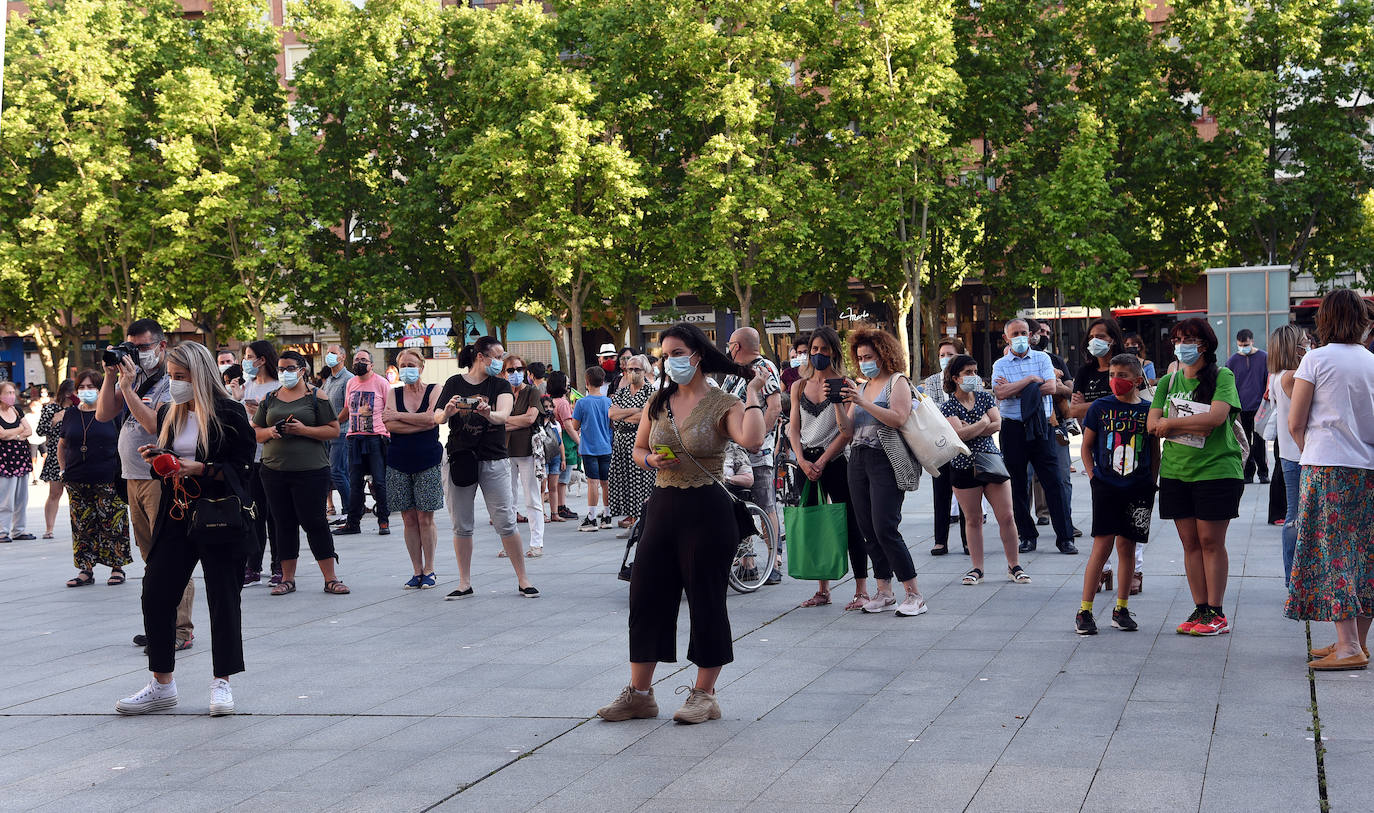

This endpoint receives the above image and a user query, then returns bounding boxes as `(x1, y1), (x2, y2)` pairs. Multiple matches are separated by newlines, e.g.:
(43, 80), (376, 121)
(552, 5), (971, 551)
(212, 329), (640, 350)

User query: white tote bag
(897, 376), (971, 477)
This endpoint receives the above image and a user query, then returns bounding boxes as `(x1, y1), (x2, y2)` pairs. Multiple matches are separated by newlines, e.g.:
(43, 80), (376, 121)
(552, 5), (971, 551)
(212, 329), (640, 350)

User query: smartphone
(653, 444), (677, 460)
(824, 378), (845, 403)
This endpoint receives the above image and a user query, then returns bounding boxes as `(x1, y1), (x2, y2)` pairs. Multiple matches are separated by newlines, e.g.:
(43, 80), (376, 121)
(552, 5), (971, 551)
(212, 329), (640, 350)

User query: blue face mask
(400, 367), (420, 385)
(1010, 336), (1030, 355)
(665, 355), (698, 384)
(325, 352), (340, 368)
(279, 371), (300, 389)
(77, 389), (99, 405)
(939, 356), (951, 370)
(859, 360), (881, 378)
(790, 355), (806, 369)
(1088, 338), (1111, 357)
(485, 358), (503, 377)
(242, 358), (256, 379)
(506, 372), (524, 388)
(1176, 343), (1201, 366)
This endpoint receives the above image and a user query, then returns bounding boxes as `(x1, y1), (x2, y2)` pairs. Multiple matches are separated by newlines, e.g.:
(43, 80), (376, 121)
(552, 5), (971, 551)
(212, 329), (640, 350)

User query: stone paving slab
(0, 449), (1353, 811)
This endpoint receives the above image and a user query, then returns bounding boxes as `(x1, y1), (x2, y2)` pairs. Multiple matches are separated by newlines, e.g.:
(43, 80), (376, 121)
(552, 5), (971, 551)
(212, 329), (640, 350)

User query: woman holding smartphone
(237, 340), (280, 587)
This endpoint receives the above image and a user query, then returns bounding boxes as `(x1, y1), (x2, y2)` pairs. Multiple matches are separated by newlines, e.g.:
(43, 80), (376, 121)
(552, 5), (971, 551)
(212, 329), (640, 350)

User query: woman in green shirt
(253, 350), (349, 596)
(1148, 319), (1244, 637)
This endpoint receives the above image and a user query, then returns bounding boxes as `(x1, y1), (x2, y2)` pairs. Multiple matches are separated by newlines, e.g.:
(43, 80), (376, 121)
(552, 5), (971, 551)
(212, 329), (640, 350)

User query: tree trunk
(891, 285), (915, 378)
(621, 292), (638, 350)
(253, 306), (267, 342)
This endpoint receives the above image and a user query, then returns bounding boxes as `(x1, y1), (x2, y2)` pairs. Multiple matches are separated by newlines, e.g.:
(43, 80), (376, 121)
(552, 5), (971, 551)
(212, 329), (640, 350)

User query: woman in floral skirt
(59, 370), (130, 587)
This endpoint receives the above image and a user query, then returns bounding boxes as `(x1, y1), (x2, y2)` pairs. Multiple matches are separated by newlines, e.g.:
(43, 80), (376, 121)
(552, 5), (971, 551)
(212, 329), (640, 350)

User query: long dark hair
(806, 326), (846, 377)
(546, 370), (569, 398)
(942, 354), (977, 395)
(1084, 317), (1126, 362)
(1169, 317), (1220, 403)
(647, 323), (752, 420)
(247, 340), (278, 380)
(457, 336), (502, 370)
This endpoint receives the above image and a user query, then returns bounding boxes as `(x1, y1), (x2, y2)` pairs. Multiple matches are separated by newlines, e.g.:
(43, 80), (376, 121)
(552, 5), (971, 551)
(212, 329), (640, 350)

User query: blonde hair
(157, 343), (230, 455)
(396, 348), (425, 368)
(1267, 324), (1307, 373)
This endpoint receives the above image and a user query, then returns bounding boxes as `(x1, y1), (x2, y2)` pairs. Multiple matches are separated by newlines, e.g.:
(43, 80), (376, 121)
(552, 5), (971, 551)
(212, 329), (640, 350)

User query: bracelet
(744, 404), (765, 413)
(640, 455), (657, 471)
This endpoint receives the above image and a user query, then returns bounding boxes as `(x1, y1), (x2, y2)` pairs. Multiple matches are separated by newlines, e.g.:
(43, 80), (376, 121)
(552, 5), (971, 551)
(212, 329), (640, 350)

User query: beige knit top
(647, 387), (740, 489)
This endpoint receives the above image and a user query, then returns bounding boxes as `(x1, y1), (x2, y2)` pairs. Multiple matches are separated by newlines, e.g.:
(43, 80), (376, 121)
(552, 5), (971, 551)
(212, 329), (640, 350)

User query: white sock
(632, 688), (650, 696)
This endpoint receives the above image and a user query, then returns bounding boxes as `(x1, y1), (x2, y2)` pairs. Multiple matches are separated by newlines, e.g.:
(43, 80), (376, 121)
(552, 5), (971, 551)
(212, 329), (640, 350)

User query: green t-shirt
(253, 388), (339, 472)
(1150, 367), (1243, 482)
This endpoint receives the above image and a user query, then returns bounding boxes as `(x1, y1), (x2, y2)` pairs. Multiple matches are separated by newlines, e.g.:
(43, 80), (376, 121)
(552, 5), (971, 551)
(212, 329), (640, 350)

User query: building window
(284, 45), (311, 81)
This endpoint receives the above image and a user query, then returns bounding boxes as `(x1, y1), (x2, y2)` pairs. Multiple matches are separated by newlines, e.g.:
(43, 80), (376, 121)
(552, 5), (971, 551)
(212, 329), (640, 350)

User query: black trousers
(260, 466), (337, 563)
(1267, 440), (1287, 524)
(347, 434), (390, 525)
(801, 447), (868, 578)
(249, 461), (277, 573)
(142, 518), (246, 676)
(1000, 420), (1072, 545)
(1239, 410), (1270, 480)
(629, 485), (737, 668)
(932, 462), (968, 549)
(847, 446), (915, 582)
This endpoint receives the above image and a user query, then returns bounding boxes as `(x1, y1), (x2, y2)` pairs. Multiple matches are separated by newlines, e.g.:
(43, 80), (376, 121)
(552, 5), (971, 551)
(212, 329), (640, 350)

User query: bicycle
(618, 491), (777, 594)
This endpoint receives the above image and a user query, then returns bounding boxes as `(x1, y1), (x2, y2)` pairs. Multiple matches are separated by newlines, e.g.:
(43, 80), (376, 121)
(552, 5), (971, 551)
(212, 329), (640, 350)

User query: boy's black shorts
(1089, 478), (1155, 544)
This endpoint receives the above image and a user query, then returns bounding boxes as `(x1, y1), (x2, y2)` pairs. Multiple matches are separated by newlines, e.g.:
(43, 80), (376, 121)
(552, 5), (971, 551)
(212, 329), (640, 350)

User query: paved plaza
(1, 454), (1364, 812)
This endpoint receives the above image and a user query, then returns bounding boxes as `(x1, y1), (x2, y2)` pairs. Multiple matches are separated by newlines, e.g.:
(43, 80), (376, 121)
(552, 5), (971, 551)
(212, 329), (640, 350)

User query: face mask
(1109, 377), (1137, 398)
(353, 361), (370, 377)
(790, 355), (806, 369)
(325, 352), (340, 368)
(279, 371), (300, 389)
(0, 394), (13, 407)
(665, 355), (698, 384)
(218, 363), (232, 375)
(859, 360), (881, 378)
(242, 358), (256, 379)
(139, 349), (160, 371)
(506, 372), (524, 387)
(168, 379), (194, 405)
(939, 356), (951, 371)
(1088, 338), (1111, 358)
(400, 367), (420, 385)
(601, 358), (617, 373)
(1176, 343), (1201, 366)
(811, 354), (832, 371)
(1125, 346), (1141, 356)
(484, 358), (503, 377)
(1034, 335), (1050, 351)
(960, 375), (980, 393)
(1238, 345), (1254, 355)
(77, 389), (99, 405)
(1010, 336), (1030, 355)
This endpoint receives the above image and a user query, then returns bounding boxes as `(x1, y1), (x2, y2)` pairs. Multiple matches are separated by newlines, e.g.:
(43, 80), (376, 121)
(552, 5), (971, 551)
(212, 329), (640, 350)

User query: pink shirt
(345, 374), (391, 437)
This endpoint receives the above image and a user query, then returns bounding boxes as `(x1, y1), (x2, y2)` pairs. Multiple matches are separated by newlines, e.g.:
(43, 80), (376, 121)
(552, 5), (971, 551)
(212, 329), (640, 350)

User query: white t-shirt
(172, 413), (200, 459)
(1294, 343), (1374, 469)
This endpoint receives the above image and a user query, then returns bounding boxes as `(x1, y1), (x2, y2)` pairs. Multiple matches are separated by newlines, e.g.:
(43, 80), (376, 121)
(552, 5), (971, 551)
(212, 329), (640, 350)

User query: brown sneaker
(597, 685), (658, 722)
(671, 687), (721, 724)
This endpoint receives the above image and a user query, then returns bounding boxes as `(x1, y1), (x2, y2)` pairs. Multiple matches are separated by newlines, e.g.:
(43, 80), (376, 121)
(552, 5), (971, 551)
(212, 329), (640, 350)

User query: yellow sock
(1116, 598), (1129, 610)
(1080, 600), (1094, 612)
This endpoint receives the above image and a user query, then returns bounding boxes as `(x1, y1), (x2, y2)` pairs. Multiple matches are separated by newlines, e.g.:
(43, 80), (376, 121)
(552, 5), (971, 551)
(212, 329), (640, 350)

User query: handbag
(866, 377), (921, 491)
(665, 400), (756, 542)
(971, 449), (1011, 484)
(1232, 417), (1251, 462)
(188, 463), (256, 547)
(784, 480), (849, 580)
(896, 376), (970, 477)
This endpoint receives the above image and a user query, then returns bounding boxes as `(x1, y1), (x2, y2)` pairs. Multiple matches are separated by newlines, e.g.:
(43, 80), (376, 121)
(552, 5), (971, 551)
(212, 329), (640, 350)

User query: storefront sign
(763, 317), (796, 335)
(377, 317), (453, 348)
(639, 310), (713, 326)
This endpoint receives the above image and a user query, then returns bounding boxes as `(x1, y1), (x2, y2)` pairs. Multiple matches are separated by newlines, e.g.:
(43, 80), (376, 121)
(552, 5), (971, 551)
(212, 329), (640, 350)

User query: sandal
(497, 550), (508, 558)
(799, 590), (831, 608)
(42, 532), (54, 539)
(844, 592), (870, 611)
(930, 544), (949, 556)
(961, 568), (983, 586)
(66, 570), (95, 588)
(525, 548), (543, 558)
(323, 580), (351, 594)
(1008, 565), (1031, 584)
(271, 580), (296, 596)
(107, 569), (126, 586)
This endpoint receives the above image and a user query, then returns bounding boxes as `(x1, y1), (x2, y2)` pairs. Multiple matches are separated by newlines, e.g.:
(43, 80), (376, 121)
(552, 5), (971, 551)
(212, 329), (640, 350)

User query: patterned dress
(36, 403), (63, 482)
(1283, 466), (1374, 622)
(608, 382), (656, 518)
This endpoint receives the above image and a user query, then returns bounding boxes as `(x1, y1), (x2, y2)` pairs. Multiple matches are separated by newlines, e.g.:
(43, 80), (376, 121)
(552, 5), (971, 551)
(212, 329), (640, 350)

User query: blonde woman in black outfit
(116, 343), (256, 717)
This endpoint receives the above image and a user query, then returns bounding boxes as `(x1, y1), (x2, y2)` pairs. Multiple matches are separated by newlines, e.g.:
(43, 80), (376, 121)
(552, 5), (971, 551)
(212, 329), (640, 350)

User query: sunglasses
(507, 366), (525, 373)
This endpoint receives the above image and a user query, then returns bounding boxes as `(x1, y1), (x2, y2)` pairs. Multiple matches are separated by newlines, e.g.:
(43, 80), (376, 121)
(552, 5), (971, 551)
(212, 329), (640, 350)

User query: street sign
(763, 317), (796, 335)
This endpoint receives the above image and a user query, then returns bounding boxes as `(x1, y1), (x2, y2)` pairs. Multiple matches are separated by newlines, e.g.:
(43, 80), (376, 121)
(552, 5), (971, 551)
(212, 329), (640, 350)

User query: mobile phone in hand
(653, 444), (677, 460)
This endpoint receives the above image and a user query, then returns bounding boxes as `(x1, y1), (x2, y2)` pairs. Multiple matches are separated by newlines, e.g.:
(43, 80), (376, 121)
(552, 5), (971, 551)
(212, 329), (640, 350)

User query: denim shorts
(546, 455), (564, 477)
(583, 453), (611, 482)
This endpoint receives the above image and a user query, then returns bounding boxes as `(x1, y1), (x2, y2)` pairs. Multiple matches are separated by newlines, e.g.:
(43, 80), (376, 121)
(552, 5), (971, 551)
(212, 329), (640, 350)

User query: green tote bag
(784, 480), (850, 581)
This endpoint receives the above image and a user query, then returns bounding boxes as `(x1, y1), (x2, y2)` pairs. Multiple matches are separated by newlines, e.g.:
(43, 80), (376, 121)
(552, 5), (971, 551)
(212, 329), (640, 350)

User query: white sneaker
(861, 593), (897, 614)
(209, 678), (235, 716)
(116, 679), (177, 715)
(895, 592), (928, 617)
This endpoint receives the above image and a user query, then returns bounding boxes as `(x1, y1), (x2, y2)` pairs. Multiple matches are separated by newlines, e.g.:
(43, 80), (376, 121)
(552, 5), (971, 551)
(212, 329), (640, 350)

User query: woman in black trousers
(596, 323), (766, 725)
(116, 342), (256, 717)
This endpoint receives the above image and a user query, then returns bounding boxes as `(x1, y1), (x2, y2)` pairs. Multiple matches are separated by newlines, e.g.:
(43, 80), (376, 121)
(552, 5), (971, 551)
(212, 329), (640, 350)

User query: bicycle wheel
(728, 503), (776, 593)
(774, 459), (801, 509)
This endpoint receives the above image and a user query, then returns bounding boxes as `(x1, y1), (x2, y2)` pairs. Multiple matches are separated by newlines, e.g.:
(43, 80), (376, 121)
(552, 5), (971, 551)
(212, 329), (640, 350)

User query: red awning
(1110, 307), (1206, 317)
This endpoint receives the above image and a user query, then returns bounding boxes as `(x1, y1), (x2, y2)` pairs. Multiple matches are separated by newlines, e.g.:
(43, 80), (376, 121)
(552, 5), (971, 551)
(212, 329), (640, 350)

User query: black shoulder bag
(665, 398), (756, 543)
(188, 461), (256, 546)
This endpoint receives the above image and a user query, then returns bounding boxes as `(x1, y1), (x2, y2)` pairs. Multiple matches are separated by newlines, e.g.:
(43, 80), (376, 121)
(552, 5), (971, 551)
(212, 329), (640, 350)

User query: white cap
(597, 343), (618, 356)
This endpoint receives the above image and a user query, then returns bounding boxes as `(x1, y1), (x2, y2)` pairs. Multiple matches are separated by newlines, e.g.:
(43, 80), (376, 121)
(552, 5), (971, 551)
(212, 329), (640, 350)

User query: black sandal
(66, 570), (94, 588)
(107, 569), (126, 586)
(930, 544), (949, 556)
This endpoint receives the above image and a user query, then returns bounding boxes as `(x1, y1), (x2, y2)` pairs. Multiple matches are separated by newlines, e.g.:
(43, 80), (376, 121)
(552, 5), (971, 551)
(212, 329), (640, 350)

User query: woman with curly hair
(838, 327), (926, 618)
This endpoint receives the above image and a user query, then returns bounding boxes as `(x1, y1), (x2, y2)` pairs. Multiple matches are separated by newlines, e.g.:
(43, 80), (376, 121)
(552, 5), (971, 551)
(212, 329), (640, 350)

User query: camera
(102, 341), (138, 367)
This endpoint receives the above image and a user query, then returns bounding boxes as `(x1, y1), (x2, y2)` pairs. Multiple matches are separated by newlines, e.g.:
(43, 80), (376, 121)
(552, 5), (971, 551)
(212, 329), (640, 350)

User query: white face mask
(139, 348), (160, 371)
(168, 379), (194, 405)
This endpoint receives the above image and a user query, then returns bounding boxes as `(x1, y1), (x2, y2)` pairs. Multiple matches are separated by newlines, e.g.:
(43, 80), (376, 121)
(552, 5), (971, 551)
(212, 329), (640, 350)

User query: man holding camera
(95, 319), (194, 650)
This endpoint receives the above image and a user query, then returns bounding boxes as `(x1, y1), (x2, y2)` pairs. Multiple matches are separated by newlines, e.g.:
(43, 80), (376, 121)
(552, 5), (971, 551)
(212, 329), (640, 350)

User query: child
(571, 366), (613, 530)
(539, 394), (567, 523)
(1076, 353), (1160, 635)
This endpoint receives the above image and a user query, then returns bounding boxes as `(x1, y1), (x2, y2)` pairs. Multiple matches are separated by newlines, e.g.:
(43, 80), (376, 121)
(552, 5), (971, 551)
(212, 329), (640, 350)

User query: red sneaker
(1190, 614), (1230, 636)
(1176, 608), (1203, 635)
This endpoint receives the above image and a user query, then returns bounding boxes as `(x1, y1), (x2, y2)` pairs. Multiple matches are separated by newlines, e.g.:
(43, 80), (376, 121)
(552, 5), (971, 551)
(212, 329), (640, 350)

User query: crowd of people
(4, 288), (1369, 721)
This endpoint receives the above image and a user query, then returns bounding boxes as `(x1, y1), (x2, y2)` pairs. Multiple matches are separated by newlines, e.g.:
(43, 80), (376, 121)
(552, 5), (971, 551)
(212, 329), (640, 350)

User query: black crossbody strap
(665, 398), (744, 506)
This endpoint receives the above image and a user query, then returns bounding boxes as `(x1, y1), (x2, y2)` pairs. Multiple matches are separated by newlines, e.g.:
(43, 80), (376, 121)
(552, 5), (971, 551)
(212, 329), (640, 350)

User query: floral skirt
(1284, 465), (1374, 622)
(68, 481), (131, 570)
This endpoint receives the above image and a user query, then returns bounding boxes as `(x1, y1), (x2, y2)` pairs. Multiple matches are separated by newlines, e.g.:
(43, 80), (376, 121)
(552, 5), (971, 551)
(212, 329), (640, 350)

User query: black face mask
(810, 354), (832, 371)
(1033, 335), (1050, 351)
(353, 362), (370, 377)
